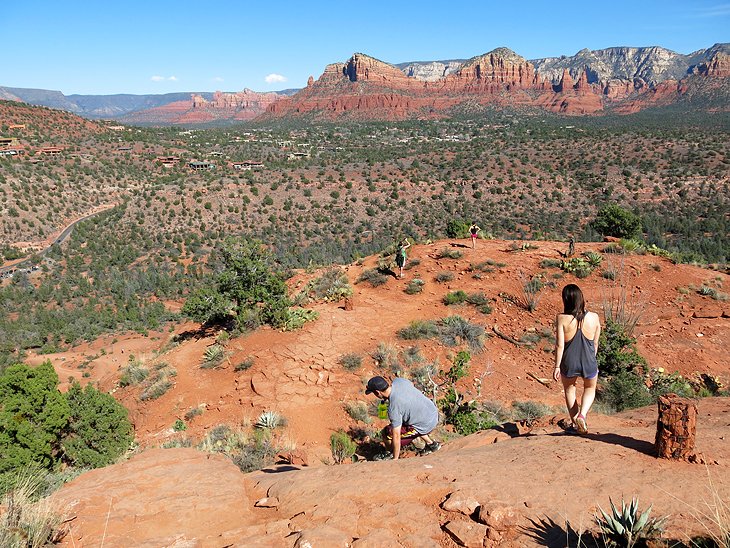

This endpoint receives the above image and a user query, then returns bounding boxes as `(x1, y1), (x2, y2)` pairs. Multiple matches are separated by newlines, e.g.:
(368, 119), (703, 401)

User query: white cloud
(265, 73), (287, 84)
(168, 76), (178, 81)
(213, 76), (224, 82)
(150, 75), (165, 82)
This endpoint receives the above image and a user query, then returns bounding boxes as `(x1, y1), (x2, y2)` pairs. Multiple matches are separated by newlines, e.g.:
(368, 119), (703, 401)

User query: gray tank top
(560, 319), (599, 379)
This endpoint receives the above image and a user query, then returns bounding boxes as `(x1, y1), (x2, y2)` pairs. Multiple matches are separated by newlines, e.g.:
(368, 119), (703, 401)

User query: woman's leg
(580, 376), (598, 417)
(561, 376), (580, 421)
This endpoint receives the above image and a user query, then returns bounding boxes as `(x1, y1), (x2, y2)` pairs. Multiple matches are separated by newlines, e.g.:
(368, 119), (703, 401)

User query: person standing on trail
(395, 238), (410, 278)
(469, 222), (481, 249)
(365, 375), (440, 460)
(553, 284), (601, 434)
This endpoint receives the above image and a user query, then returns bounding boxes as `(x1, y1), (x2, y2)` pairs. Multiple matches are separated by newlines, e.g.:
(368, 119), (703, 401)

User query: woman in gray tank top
(553, 284), (601, 434)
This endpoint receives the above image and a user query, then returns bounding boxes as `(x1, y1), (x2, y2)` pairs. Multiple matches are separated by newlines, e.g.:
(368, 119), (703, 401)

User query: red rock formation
(696, 52), (730, 77)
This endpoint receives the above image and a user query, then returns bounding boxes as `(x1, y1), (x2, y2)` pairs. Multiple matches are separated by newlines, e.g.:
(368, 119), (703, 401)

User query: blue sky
(2, 0), (728, 95)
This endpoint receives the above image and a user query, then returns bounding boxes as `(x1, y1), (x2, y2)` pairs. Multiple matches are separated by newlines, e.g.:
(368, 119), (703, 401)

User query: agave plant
(584, 251), (603, 268)
(201, 344), (225, 368)
(255, 410), (285, 430)
(595, 497), (668, 548)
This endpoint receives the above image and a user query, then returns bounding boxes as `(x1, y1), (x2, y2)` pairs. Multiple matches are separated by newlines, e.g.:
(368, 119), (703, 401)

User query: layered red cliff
(266, 49), (729, 120)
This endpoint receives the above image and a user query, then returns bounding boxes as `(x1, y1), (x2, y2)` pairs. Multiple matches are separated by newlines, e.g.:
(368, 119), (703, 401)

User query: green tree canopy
(62, 381), (134, 468)
(183, 238), (290, 328)
(0, 361), (70, 473)
(591, 204), (642, 239)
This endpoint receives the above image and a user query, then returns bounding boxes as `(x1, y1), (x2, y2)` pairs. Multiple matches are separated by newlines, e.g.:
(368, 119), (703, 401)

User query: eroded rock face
(55, 448), (256, 547)
(266, 45), (729, 121)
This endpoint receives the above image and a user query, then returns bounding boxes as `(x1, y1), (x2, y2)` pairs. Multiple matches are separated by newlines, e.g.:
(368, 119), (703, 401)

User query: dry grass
(600, 255), (647, 337)
(0, 472), (67, 548)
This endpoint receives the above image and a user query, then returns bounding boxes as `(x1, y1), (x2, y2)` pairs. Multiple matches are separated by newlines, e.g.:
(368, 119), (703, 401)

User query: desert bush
(173, 419), (187, 432)
(119, 356), (149, 386)
(511, 401), (552, 425)
(443, 290), (468, 305)
(404, 278), (425, 294)
(400, 346), (424, 366)
(446, 219), (471, 238)
(330, 430), (357, 464)
(305, 267), (353, 302)
(343, 401), (371, 424)
(620, 238), (645, 254)
(598, 319), (647, 377)
(398, 320), (439, 340)
(184, 406), (204, 421)
(516, 273), (546, 312)
(438, 316), (485, 352)
(648, 369), (695, 399)
(540, 258), (563, 268)
(140, 377), (173, 401)
(408, 361), (439, 397)
(338, 353), (363, 371)
(436, 247), (463, 260)
(371, 342), (400, 373)
(357, 268), (389, 287)
(599, 369), (652, 412)
(234, 357), (255, 372)
(434, 271), (454, 283)
(466, 292), (489, 306)
(231, 432), (278, 473)
(403, 257), (420, 270)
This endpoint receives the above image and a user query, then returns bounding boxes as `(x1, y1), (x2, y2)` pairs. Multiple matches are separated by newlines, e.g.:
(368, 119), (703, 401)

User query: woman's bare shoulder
(585, 311), (601, 324)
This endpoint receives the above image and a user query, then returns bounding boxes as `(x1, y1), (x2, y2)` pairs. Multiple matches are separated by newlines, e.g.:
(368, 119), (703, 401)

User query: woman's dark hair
(562, 284), (586, 322)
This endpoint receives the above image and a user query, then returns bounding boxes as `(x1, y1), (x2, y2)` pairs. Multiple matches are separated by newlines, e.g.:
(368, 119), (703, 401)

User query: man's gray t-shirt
(388, 378), (438, 434)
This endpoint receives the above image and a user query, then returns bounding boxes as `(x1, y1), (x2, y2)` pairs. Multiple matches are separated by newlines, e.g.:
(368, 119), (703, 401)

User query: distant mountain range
(2, 43), (728, 124)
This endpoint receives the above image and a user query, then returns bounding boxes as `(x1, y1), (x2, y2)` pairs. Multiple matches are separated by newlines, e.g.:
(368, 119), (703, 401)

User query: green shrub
(404, 278), (425, 294)
(561, 257), (593, 279)
(599, 370), (652, 412)
(234, 357), (255, 372)
(398, 320), (439, 340)
(540, 258), (563, 268)
(184, 407), (204, 421)
(305, 267), (353, 301)
(620, 238), (645, 254)
(436, 247), (463, 260)
(371, 342), (400, 373)
(584, 251), (603, 267)
(357, 268), (389, 287)
(231, 432), (277, 473)
(434, 271), (454, 283)
(597, 319), (647, 377)
(466, 292), (489, 306)
(140, 377), (173, 401)
(338, 353), (363, 371)
(446, 219), (470, 238)
(343, 401), (371, 424)
(438, 316), (485, 352)
(0, 362), (70, 474)
(511, 401), (552, 425)
(443, 290), (469, 305)
(62, 381), (133, 468)
(330, 430), (357, 464)
(173, 419), (187, 432)
(591, 204), (642, 239)
(119, 357), (149, 386)
(400, 346), (424, 366)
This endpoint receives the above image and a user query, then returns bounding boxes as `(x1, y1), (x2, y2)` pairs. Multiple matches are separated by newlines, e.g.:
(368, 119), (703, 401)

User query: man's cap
(365, 376), (389, 394)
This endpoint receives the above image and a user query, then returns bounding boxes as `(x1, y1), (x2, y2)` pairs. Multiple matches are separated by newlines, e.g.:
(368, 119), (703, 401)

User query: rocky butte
(266, 45), (730, 120)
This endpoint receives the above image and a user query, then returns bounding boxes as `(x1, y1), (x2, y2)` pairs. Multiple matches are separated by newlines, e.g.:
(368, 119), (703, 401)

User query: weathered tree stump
(343, 296), (354, 311)
(655, 393), (697, 460)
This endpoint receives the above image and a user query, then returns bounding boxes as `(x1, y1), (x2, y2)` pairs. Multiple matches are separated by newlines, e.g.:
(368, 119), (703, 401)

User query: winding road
(0, 205), (116, 276)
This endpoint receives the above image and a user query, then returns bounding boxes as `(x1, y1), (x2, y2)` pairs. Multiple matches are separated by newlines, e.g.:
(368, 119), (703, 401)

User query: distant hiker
(469, 222), (481, 249)
(395, 238), (411, 278)
(365, 376), (440, 460)
(567, 236), (575, 257)
(553, 284), (601, 435)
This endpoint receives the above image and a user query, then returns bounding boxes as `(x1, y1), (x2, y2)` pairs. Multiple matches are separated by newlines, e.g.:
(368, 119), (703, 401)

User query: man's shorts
(382, 425), (420, 447)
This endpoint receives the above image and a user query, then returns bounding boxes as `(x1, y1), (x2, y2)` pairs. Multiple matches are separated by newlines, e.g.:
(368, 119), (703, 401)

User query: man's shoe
(372, 451), (393, 461)
(419, 441), (441, 455)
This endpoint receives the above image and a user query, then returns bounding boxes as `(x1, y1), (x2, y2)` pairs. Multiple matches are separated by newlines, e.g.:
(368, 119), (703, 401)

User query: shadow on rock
(521, 515), (599, 548)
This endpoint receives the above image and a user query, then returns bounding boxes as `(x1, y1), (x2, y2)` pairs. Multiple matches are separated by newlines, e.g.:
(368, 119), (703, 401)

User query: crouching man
(365, 375), (440, 460)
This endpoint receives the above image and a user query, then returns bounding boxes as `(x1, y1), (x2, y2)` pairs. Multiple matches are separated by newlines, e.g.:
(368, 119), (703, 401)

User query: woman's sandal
(575, 413), (588, 434)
